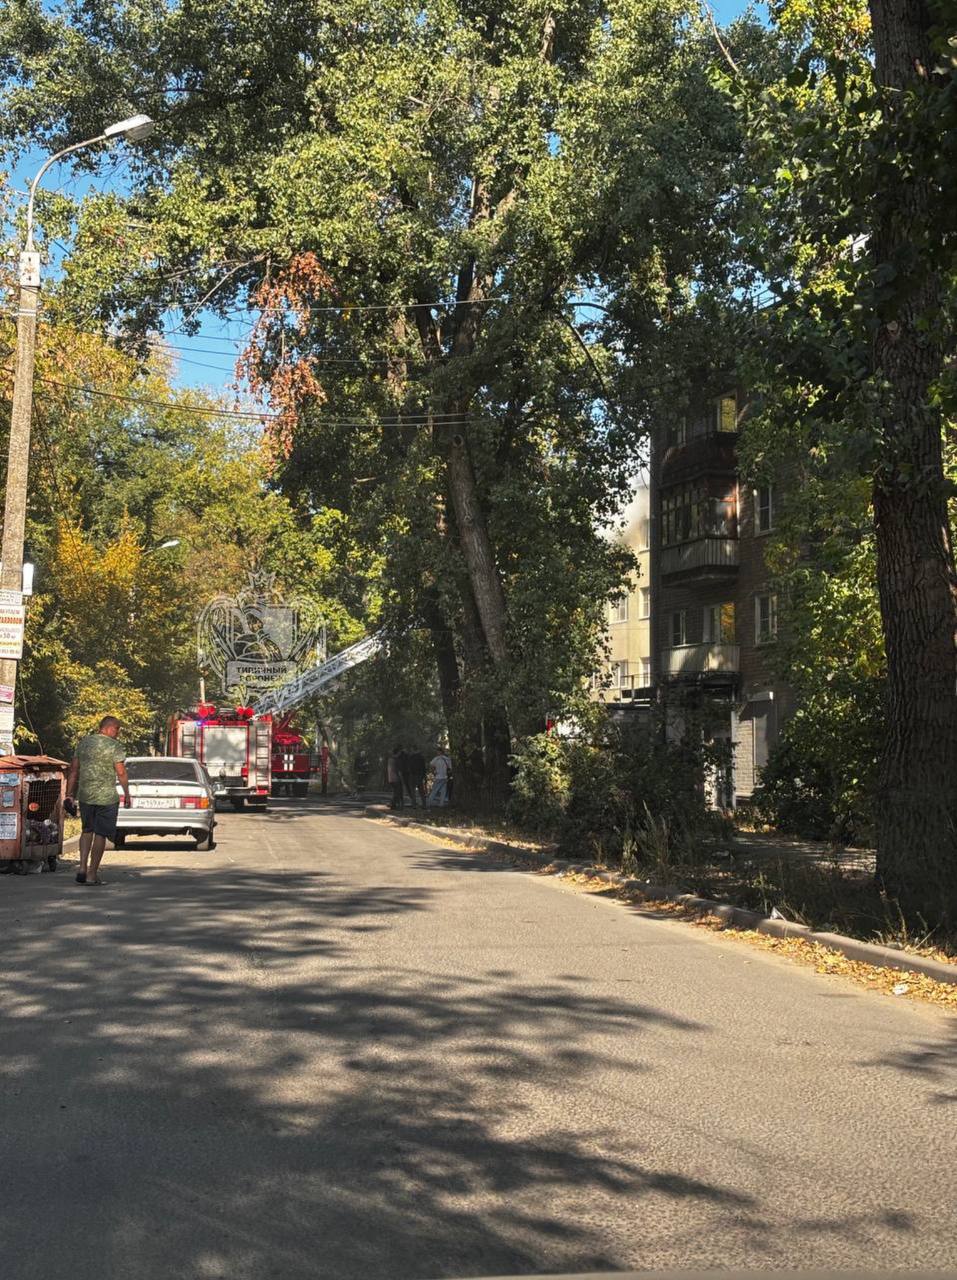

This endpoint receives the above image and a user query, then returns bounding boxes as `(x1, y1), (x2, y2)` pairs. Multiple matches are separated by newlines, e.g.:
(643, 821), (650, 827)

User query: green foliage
(509, 721), (716, 865)
(0, 313), (364, 756)
(507, 733), (572, 834)
(0, 0), (751, 798)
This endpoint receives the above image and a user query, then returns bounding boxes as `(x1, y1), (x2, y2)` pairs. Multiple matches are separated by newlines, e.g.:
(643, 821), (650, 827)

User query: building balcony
(660, 430), (737, 486)
(665, 643), (740, 678)
(596, 675), (653, 705)
(661, 537), (739, 579)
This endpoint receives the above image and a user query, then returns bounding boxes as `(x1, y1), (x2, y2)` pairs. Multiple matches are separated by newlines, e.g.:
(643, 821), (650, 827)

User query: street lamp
(0, 113), (156, 752)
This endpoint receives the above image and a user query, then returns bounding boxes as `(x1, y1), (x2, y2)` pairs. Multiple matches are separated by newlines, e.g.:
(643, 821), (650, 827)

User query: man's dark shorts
(79, 802), (119, 839)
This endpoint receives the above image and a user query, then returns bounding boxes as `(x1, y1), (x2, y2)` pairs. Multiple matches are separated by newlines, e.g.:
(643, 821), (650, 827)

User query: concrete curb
(374, 810), (957, 988)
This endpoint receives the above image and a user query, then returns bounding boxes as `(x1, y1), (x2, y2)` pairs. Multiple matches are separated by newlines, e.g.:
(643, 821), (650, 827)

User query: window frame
(671, 609), (688, 647)
(638, 586), (651, 619)
(754, 593), (778, 645)
(754, 484), (775, 535)
(610, 594), (629, 624)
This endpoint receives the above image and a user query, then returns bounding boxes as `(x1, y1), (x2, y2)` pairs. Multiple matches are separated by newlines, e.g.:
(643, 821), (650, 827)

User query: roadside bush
(751, 688), (881, 845)
(507, 733), (570, 832)
(510, 719), (718, 866)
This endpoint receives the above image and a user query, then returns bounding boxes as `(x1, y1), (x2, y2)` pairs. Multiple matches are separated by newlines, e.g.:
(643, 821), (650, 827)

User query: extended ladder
(251, 633), (386, 718)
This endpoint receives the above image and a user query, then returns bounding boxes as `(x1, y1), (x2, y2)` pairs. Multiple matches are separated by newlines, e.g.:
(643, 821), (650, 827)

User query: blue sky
(3, 0), (763, 400)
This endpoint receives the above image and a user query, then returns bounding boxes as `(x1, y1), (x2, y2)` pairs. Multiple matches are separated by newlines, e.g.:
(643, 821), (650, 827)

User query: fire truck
(169, 632), (387, 811)
(167, 704), (272, 810)
(270, 717), (313, 797)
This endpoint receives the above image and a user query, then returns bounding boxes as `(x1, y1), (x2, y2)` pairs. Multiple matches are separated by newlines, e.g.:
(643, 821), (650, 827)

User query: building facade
(652, 388), (791, 807)
(595, 485), (653, 713)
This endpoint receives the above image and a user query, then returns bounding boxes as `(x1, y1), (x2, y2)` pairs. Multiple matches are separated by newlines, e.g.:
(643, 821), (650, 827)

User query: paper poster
(0, 589), (23, 607)
(0, 707), (14, 735)
(0, 604), (25, 661)
(0, 684), (14, 704)
(0, 811), (18, 840)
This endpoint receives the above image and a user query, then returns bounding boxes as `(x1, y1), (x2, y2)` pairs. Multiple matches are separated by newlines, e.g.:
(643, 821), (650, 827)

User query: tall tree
(0, 0), (733, 805)
(723, 0), (957, 921)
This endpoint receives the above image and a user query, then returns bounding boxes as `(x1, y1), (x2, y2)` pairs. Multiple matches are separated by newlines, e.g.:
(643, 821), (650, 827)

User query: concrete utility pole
(0, 115), (155, 752)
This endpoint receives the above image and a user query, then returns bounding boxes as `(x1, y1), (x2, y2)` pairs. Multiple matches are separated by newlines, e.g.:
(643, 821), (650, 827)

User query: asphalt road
(1, 796), (955, 1280)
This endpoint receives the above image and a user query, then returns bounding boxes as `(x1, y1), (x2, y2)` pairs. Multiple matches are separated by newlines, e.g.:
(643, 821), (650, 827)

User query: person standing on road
(408, 746), (427, 807)
(353, 748), (370, 796)
(397, 745), (416, 807)
(427, 748), (452, 809)
(387, 746), (405, 810)
(66, 715), (130, 886)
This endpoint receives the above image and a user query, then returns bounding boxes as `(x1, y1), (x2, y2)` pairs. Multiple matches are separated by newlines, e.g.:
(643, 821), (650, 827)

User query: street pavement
(1, 795), (955, 1280)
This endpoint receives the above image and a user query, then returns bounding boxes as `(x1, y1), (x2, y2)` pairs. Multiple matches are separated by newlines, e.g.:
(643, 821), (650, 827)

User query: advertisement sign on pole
(0, 601), (25, 661)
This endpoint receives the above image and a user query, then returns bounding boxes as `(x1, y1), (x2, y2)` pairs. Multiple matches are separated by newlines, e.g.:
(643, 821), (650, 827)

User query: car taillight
(180, 797), (210, 809)
(241, 765), (249, 779)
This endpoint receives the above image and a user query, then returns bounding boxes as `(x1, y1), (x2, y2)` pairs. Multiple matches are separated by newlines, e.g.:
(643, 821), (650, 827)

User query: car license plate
(133, 798), (171, 809)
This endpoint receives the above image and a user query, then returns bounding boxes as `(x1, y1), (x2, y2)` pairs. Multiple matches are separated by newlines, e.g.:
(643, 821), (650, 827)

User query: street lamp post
(0, 115), (155, 751)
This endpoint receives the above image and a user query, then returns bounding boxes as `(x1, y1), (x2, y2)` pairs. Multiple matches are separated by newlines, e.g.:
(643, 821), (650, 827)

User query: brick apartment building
(593, 388), (790, 805)
(651, 388), (791, 807)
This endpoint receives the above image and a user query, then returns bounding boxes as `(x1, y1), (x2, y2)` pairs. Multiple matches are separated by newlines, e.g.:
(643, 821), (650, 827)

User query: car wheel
(230, 798), (245, 811)
(293, 781), (309, 797)
(195, 829), (215, 851)
(113, 832), (126, 848)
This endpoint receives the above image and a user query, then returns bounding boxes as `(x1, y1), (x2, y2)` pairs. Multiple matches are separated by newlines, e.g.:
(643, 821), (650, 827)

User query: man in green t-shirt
(66, 716), (131, 885)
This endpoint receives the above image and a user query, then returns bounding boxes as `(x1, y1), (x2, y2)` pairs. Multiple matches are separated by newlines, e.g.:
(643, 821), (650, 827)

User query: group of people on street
(64, 714), (454, 889)
(387, 745), (452, 810)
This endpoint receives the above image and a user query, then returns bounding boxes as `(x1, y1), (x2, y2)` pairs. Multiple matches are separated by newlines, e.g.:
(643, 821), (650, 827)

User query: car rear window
(126, 760), (202, 783)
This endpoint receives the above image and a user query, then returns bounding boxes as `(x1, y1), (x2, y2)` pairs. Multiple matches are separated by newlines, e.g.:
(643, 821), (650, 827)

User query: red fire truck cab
(168, 705), (272, 810)
(271, 718), (313, 798)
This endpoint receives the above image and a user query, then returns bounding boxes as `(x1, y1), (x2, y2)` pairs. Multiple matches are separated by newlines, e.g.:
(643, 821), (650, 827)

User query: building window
(755, 593), (778, 644)
(755, 484), (774, 534)
(611, 660), (629, 688)
(610, 595), (628, 624)
(636, 517), (650, 550)
(671, 609), (688, 647)
(639, 587), (651, 618)
(717, 393), (737, 432)
(661, 483), (736, 547)
(640, 657), (652, 686)
(704, 602), (735, 644)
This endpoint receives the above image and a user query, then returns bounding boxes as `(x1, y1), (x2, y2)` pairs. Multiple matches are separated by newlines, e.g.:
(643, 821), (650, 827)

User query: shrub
(507, 733), (571, 832)
(510, 719), (718, 866)
(751, 687), (881, 845)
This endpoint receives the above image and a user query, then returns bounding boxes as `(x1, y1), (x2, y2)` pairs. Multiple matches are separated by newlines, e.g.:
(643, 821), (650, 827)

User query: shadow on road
(0, 849), (742, 1280)
(865, 1023), (957, 1105)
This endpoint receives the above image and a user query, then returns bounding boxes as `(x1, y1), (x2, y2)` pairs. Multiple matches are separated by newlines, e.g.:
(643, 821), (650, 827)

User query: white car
(114, 756), (216, 850)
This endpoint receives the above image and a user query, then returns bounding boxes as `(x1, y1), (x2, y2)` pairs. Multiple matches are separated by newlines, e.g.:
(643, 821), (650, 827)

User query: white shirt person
(427, 752), (452, 808)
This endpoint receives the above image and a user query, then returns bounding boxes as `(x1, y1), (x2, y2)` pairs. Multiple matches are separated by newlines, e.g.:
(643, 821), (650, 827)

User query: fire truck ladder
(251, 633), (386, 718)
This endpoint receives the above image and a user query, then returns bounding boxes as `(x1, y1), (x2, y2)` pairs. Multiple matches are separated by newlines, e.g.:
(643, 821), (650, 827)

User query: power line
(4, 366), (482, 426)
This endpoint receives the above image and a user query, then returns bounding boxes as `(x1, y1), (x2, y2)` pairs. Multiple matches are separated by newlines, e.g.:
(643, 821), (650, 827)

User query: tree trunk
(869, 0), (957, 922)
(444, 431), (509, 669)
